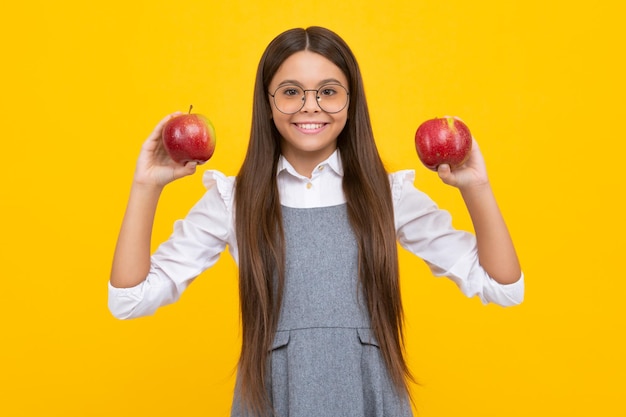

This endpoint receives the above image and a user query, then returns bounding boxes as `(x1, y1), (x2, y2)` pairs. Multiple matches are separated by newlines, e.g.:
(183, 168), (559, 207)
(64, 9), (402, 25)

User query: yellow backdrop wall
(2, 0), (625, 416)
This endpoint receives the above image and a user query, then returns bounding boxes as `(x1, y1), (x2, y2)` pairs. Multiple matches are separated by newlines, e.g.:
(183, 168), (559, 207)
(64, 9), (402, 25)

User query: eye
(280, 86), (302, 97)
(319, 86), (338, 96)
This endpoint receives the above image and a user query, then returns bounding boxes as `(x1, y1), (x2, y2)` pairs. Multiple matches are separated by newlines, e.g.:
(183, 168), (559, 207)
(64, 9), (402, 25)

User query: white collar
(277, 149), (344, 178)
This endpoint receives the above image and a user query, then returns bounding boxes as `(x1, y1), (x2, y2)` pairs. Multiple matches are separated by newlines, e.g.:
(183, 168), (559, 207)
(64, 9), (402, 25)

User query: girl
(109, 26), (523, 417)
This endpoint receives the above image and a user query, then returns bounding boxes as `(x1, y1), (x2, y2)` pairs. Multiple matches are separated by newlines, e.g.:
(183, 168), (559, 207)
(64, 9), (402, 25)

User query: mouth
(294, 122), (327, 133)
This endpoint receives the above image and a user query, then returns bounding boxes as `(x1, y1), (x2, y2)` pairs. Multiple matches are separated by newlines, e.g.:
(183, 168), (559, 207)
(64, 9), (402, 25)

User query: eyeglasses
(269, 83), (350, 114)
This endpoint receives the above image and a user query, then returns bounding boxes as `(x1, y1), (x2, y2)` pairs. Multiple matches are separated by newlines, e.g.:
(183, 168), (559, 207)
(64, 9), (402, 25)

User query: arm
(110, 112), (198, 289)
(437, 138), (521, 285)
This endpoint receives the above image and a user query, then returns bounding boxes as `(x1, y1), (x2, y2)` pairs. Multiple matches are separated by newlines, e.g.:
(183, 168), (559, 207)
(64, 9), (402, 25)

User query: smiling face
(268, 50), (349, 176)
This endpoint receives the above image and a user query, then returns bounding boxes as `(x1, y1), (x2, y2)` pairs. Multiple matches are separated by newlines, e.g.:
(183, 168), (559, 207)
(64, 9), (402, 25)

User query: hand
(133, 112), (199, 188)
(436, 137), (490, 191)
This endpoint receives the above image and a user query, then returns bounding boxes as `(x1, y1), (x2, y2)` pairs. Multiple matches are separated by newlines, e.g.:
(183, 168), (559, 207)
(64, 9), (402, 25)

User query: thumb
(437, 164), (454, 185)
(173, 161), (198, 179)
(183, 161), (198, 176)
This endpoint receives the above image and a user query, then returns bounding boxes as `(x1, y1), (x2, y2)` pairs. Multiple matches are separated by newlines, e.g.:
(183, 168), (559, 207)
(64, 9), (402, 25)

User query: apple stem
(446, 116), (457, 132)
(188, 105), (193, 114)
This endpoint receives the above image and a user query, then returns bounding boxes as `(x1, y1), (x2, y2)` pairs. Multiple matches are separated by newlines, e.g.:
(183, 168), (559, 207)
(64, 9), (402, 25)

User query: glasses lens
(272, 84), (349, 114)
(317, 84), (349, 113)
(273, 86), (305, 114)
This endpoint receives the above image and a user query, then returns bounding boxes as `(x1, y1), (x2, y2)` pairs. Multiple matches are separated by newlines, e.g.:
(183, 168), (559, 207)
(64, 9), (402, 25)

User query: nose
(301, 90), (320, 112)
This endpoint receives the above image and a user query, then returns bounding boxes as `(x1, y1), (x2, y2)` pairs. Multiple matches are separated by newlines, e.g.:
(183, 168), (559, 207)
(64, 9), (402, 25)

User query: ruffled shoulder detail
(202, 170), (236, 211)
(388, 170), (416, 204)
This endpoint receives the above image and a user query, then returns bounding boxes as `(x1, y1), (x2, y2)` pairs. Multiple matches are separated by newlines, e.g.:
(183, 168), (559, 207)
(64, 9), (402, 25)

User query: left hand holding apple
(437, 136), (522, 286)
(416, 118), (521, 286)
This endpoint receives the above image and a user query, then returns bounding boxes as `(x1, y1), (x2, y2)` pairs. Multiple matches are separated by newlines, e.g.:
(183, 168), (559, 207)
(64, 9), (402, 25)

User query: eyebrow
(276, 78), (345, 88)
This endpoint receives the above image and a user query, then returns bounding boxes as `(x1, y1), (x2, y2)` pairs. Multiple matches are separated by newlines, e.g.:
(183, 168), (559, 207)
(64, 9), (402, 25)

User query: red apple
(414, 117), (472, 170)
(162, 106), (216, 164)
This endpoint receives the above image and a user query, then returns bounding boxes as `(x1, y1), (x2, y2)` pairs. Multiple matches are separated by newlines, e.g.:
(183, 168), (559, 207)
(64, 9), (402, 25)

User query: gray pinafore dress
(232, 204), (413, 417)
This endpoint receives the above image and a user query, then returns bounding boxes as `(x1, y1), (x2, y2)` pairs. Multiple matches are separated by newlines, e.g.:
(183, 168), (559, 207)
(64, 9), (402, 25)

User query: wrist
(459, 180), (492, 200)
(131, 179), (165, 196)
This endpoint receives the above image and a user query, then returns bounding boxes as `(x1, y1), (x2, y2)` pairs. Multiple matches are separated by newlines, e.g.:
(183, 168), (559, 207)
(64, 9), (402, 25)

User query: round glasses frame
(268, 84), (350, 114)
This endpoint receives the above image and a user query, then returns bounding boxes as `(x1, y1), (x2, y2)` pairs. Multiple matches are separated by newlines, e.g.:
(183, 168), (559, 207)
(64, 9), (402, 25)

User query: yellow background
(2, 0), (625, 416)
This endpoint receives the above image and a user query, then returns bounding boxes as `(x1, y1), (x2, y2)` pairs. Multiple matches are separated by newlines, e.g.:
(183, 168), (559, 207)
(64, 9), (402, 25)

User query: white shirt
(108, 151), (524, 319)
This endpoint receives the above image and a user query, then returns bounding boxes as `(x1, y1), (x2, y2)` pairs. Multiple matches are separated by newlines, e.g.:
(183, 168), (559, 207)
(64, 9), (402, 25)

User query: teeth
(297, 123), (324, 130)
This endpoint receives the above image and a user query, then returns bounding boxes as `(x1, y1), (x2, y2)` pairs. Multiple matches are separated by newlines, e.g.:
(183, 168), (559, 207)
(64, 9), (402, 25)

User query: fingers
(133, 114), (203, 188)
(148, 112), (183, 142)
(140, 112), (184, 160)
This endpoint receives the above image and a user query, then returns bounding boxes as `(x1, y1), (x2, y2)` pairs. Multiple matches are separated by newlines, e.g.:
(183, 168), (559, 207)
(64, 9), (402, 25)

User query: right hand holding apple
(133, 112), (200, 188)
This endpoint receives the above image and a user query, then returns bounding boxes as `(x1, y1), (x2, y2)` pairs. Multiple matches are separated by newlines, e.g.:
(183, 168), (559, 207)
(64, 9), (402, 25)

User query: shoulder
(388, 169), (416, 203)
(388, 169), (416, 184)
(202, 170), (236, 211)
(388, 169), (441, 222)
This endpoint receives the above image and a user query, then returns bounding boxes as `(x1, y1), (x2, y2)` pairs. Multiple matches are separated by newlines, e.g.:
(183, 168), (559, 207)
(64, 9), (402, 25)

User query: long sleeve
(108, 171), (237, 319)
(391, 170), (524, 306)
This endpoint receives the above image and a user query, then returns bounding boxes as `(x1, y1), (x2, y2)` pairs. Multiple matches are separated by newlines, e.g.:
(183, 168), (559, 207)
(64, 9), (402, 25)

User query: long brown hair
(234, 26), (412, 415)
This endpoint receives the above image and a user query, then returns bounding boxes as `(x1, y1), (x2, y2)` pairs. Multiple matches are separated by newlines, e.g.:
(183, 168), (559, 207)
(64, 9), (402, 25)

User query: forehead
(270, 50), (348, 87)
